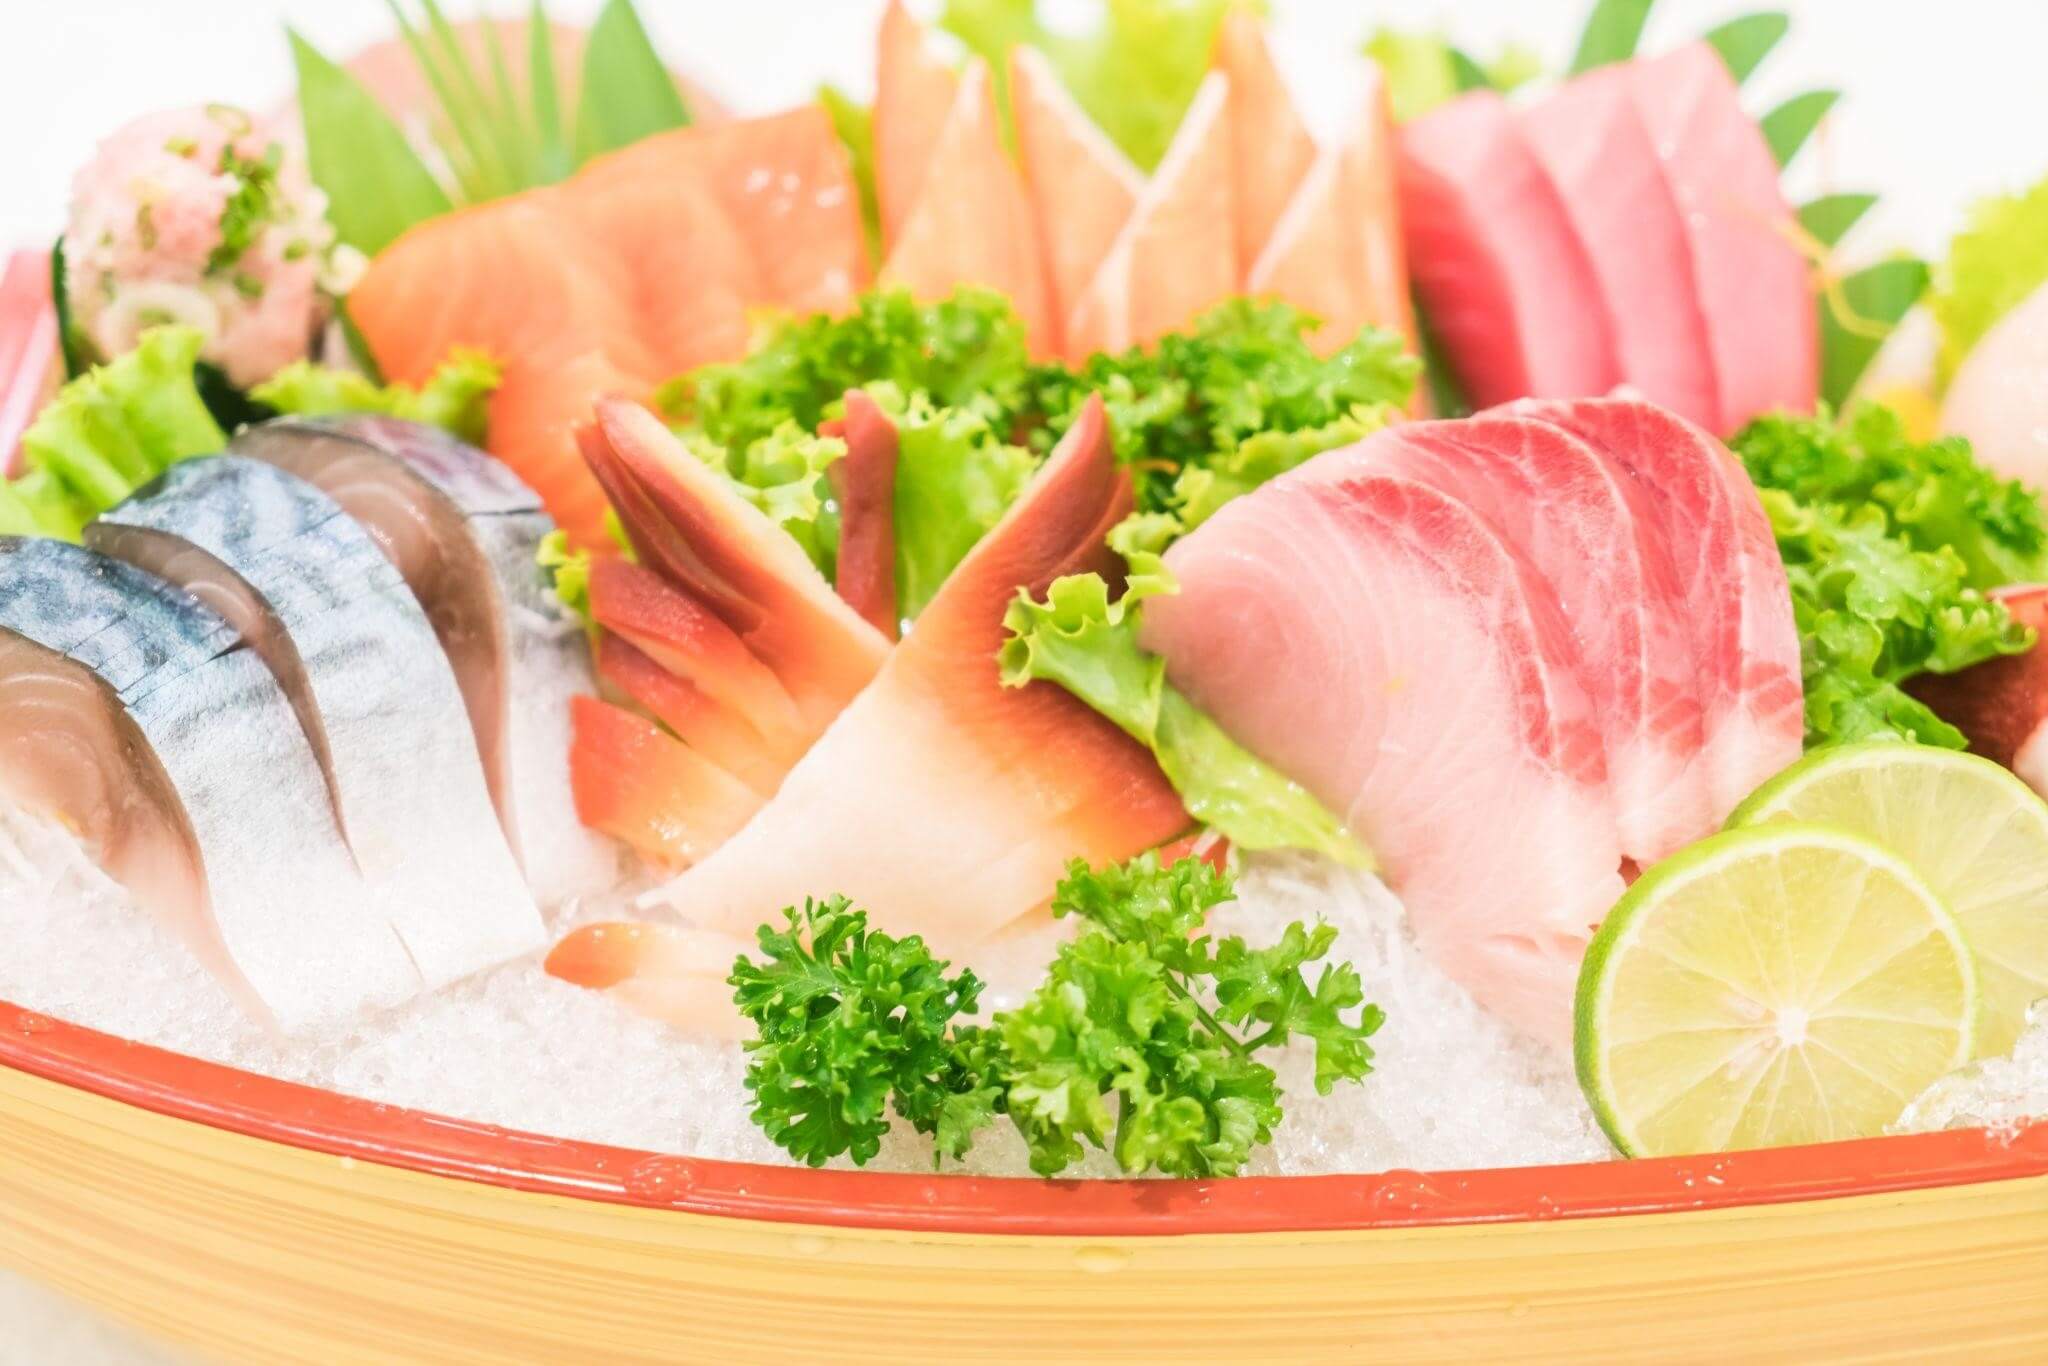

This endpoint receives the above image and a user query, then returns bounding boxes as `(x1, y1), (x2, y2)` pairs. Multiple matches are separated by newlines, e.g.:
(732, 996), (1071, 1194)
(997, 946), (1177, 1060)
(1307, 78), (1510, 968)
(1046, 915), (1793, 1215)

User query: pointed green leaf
(1569, 0), (1657, 75)
(1799, 193), (1878, 249)
(1820, 257), (1930, 407)
(1762, 89), (1840, 168)
(573, 0), (691, 163)
(1703, 11), (1789, 84)
(527, 0), (571, 182)
(382, 1), (498, 200)
(1446, 47), (1494, 93)
(49, 237), (87, 379)
(289, 29), (452, 256)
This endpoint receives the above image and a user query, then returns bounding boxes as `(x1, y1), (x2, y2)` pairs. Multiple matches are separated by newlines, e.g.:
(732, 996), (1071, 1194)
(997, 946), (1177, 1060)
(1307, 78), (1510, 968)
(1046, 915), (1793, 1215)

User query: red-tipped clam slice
(643, 396), (1190, 961)
(544, 921), (754, 1041)
(568, 696), (761, 871)
(822, 389), (901, 639)
(596, 633), (784, 798)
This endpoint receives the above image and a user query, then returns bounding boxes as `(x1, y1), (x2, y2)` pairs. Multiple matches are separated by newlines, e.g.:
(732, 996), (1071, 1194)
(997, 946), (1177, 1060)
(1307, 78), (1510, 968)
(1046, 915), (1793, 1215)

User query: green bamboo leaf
(1820, 257), (1930, 407)
(1446, 47), (1494, 93)
(381, 2), (494, 199)
(476, 11), (537, 187)
(1799, 193), (1878, 249)
(1703, 11), (1789, 84)
(1569, 0), (1657, 76)
(573, 0), (691, 164)
(289, 29), (452, 256)
(1762, 89), (1839, 169)
(418, 0), (526, 196)
(528, 0), (571, 182)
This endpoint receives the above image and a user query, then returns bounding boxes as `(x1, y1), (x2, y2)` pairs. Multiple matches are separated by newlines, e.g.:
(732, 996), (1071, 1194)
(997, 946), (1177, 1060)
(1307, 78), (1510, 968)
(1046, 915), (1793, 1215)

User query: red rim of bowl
(3, 998), (2043, 1237)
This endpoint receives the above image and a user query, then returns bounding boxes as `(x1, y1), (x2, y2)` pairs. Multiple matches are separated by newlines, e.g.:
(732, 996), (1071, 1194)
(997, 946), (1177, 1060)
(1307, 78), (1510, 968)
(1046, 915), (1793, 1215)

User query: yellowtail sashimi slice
(1064, 72), (1237, 360)
(1728, 741), (2048, 1059)
(1212, 9), (1313, 281)
(0, 537), (423, 1030)
(88, 458), (543, 989)
(1576, 824), (1976, 1157)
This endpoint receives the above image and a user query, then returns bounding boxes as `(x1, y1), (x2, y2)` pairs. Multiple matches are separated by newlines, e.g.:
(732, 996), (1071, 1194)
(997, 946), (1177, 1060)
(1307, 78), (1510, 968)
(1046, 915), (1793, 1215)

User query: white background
(3, 1), (2046, 1360)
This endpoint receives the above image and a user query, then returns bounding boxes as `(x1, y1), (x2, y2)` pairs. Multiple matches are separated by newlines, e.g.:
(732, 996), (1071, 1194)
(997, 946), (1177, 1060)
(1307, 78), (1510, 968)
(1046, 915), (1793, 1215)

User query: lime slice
(1729, 741), (2048, 1058)
(1576, 824), (1977, 1157)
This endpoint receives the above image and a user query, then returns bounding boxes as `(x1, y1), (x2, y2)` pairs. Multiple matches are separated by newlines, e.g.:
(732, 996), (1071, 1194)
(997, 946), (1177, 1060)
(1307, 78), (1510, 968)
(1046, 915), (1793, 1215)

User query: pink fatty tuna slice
(1510, 396), (1803, 818)
(1139, 443), (1624, 1048)
(1397, 91), (1619, 409)
(1519, 65), (1720, 429)
(1628, 42), (1817, 434)
(1358, 417), (1710, 864)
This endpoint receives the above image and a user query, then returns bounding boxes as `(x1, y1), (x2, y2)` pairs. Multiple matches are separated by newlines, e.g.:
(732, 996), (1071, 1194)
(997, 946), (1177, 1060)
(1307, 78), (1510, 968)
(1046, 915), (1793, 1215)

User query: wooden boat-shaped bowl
(1, 998), (2043, 1362)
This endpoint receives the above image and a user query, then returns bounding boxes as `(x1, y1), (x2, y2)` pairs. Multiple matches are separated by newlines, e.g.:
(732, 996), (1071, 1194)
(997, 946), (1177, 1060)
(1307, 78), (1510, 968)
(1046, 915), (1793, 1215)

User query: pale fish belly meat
(0, 537), (423, 1029)
(87, 457), (544, 988)
(1139, 451), (1625, 1048)
(230, 415), (617, 903)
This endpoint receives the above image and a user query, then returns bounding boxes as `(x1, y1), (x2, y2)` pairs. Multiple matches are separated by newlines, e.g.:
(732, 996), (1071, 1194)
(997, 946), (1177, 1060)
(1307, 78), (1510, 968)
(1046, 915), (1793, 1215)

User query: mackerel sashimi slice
(1139, 443), (1624, 1046)
(88, 458), (544, 988)
(1511, 396), (1803, 819)
(645, 397), (1190, 959)
(1519, 65), (1719, 429)
(1628, 42), (1817, 432)
(1359, 417), (1710, 864)
(1398, 91), (1619, 407)
(0, 537), (423, 1030)
(230, 415), (617, 904)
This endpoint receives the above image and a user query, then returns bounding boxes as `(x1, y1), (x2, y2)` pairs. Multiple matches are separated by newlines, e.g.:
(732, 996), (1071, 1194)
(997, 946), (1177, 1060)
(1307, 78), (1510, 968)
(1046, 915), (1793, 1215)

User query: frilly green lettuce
(1932, 173), (2048, 383)
(251, 348), (502, 444)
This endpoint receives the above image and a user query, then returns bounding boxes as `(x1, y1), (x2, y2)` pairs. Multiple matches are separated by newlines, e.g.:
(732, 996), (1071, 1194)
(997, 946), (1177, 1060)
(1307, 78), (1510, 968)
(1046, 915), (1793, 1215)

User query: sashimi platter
(3, 0), (2047, 1359)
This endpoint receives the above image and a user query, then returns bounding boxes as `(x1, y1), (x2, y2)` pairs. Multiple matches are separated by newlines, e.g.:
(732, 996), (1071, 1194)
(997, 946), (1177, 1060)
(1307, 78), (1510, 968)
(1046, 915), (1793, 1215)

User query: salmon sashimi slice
(644, 396), (1190, 958)
(1008, 46), (1144, 339)
(587, 555), (806, 760)
(1065, 72), (1237, 360)
(581, 399), (892, 738)
(1510, 396), (1803, 820)
(487, 350), (647, 546)
(1212, 9), (1313, 281)
(881, 60), (1056, 357)
(1358, 417), (1711, 864)
(569, 696), (761, 870)
(1520, 65), (1720, 429)
(544, 921), (755, 1040)
(1628, 43), (1816, 432)
(874, 0), (961, 252)
(1398, 91), (1619, 408)
(597, 633), (783, 798)
(1140, 439), (1624, 1047)
(821, 388), (901, 639)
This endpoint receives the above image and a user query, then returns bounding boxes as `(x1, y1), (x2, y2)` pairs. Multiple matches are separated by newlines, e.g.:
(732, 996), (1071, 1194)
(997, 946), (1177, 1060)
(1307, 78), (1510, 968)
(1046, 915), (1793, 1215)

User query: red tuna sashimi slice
(874, 0), (960, 253)
(580, 399), (892, 740)
(1519, 65), (1719, 430)
(597, 633), (782, 798)
(1212, 10), (1313, 281)
(1009, 46), (1144, 337)
(569, 696), (760, 870)
(1511, 396), (1802, 819)
(1139, 444), (1623, 1047)
(1359, 418), (1711, 864)
(1398, 91), (1619, 408)
(1628, 42), (1816, 433)
(820, 388), (901, 639)
(643, 397), (1190, 958)
(1065, 72), (1237, 360)
(544, 921), (754, 1040)
(881, 60), (1056, 356)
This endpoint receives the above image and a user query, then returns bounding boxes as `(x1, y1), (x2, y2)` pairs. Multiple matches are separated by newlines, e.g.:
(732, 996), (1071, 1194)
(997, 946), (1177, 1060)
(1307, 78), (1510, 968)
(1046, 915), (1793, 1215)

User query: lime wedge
(1576, 825), (1977, 1157)
(1729, 741), (2048, 1058)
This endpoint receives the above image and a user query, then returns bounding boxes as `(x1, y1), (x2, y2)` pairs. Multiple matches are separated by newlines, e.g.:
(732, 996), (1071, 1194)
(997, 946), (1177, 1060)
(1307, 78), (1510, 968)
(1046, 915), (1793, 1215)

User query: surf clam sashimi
(227, 414), (616, 903)
(86, 456), (544, 988)
(0, 537), (423, 1030)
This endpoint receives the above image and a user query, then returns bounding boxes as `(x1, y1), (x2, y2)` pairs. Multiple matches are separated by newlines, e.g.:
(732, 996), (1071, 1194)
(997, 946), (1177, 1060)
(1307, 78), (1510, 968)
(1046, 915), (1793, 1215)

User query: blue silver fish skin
(0, 536), (232, 702)
(91, 457), (545, 986)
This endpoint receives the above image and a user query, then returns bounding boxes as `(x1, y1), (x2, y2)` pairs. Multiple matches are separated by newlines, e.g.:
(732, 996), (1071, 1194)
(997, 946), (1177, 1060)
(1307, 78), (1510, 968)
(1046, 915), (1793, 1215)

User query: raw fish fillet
(88, 457), (543, 988)
(230, 415), (617, 904)
(1139, 439), (1624, 1046)
(1511, 397), (1802, 819)
(1358, 417), (1710, 864)
(1398, 91), (1619, 407)
(874, 0), (960, 251)
(820, 388), (901, 639)
(1519, 65), (1720, 429)
(1628, 42), (1817, 432)
(645, 396), (1189, 958)
(1212, 10), (1314, 280)
(0, 537), (422, 1030)
(1941, 282), (2048, 489)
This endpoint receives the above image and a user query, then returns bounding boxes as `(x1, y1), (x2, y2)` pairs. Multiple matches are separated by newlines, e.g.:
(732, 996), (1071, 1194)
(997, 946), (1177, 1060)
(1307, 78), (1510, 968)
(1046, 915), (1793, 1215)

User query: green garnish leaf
(818, 86), (881, 267)
(49, 238), (88, 381)
(536, 528), (594, 628)
(1818, 257), (1931, 409)
(1568, 0), (1657, 76)
(251, 348), (502, 443)
(1931, 173), (2048, 383)
(1761, 89), (1839, 169)
(289, 29), (453, 256)
(1702, 11), (1789, 84)
(1365, 30), (1539, 122)
(681, 420), (847, 578)
(573, 0), (693, 163)
(1798, 192), (1878, 250)
(527, 0), (572, 183)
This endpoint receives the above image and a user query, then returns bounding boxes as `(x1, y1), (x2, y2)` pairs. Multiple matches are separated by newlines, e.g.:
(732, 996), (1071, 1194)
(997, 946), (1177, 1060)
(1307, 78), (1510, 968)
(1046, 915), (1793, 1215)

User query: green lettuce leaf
(8, 326), (225, 541)
(1931, 172), (2048, 383)
(1000, 520), (1371, 865)
(536, 528), (594, 628)
(250, 349), (502, 444)
(683, 421), (847, 579)
(1364, 29), (1540, 123)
